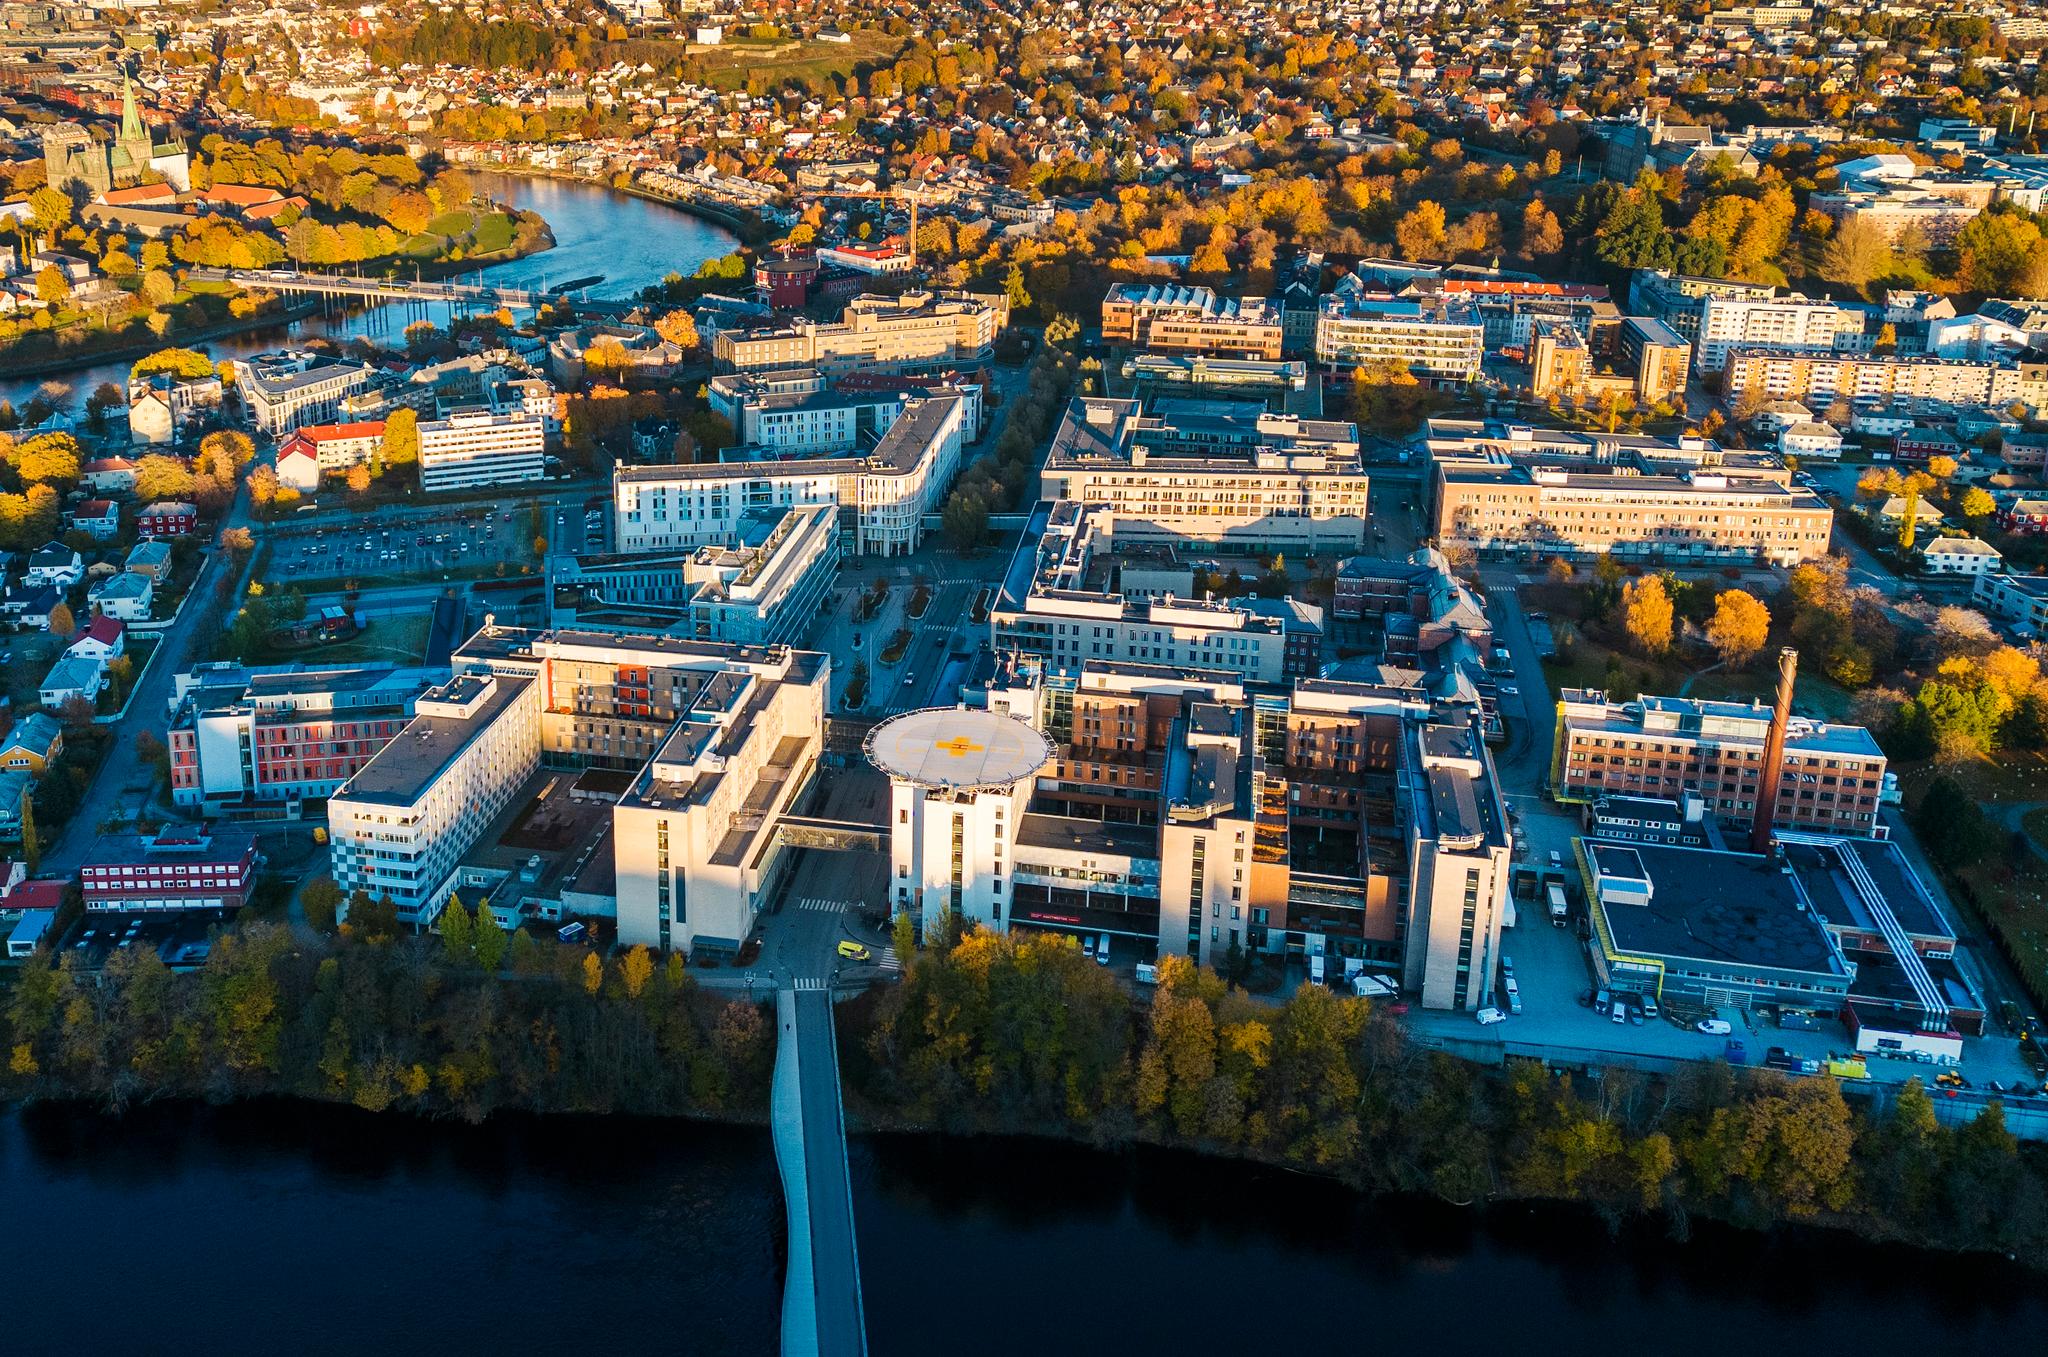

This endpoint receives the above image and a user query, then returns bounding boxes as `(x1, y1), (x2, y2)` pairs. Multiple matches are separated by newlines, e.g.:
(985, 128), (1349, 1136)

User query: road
(43, 486), (258, 874)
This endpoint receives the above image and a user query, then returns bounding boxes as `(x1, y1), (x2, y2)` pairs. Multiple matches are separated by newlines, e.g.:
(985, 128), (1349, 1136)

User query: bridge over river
(187, 268), (640, 316)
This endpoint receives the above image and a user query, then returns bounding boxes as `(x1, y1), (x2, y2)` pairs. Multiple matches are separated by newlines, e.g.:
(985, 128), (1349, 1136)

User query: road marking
(793, 977), (829, 992)
(877, 946), (902, 974)
(796, 896), (846, 914)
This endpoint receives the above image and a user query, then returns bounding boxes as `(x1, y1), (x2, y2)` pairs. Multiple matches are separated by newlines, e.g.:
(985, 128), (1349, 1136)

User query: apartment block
(1426, 420), (1832, 566)
(275, 420), (384, 492)
(167, 662), (440, 811)
(611, 647), (830, 953)
(230, 351), (377, 437)
(327, 671), (544, 924)
(1618, 316), (1691, 401)
(613, 393), (966, 557)
(1695, 293), (1864, 374)
(1553, 689), (1888, 837)
(1314, 294), (1484, 380)
(711, 290), (1007, 374)
(550, 505), (839, 646)
(1039, 395), (1369, 555)
(1721, 347), (2044, 408)
(1100, 283), (1285, 359)
(80, 827), (259, 913)
(417, 410), (547, 493)
(991, 502), (1317, 683)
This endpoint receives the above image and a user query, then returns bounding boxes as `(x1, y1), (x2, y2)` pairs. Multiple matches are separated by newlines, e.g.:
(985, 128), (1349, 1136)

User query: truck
(1134, 962), (1159, 985)
(1350, 973), (1399, 1000)
(1545, 882), (1568, 925)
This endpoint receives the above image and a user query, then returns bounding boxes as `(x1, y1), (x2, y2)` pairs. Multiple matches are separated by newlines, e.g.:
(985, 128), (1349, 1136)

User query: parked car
(1697, 1018), (1733, 1036)
(835, 941), (871, 961)
(1475, 1006), (1506, 1026)
(1638, 991), (1660, 1020)
(1611, 1001), (1628, 1026)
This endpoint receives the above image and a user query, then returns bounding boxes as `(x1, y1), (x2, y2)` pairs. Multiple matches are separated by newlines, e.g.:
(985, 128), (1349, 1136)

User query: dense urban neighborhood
(6, 0), (2048, 1349)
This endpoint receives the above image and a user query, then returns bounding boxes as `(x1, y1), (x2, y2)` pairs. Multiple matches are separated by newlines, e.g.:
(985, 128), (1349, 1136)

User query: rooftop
(864, 707), (1055, 791)
(1591, 841), (1850, 980)
(333, 672), (532, 807)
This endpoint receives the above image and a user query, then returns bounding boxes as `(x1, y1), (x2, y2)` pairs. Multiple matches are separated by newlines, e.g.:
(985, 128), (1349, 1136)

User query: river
(5, 1101), (2044, 1356)
(1, 172), (740, 411)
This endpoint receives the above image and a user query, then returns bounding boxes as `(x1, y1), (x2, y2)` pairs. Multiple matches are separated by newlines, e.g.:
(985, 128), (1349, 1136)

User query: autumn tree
(1706, 589), (1771, 668)
(381, 406), (419, 468)
(1521, 198), (1564, 259)
(1394, 200), (1447, 261)
(1621, 575), (1674, 656)
(652, 309), (699, 351)
(1816, 215), (1891, 296)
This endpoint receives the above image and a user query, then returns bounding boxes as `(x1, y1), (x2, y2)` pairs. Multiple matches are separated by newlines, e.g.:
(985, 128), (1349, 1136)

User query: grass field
(255, 614), (431, 667)
(691, 30), (903, 91)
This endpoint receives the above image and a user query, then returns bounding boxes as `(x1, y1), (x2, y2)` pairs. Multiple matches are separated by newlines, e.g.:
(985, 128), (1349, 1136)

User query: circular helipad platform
(863, 707), (1055, 792)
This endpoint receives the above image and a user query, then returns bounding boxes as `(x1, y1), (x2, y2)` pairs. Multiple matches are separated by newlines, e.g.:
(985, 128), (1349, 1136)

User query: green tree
(473, 898), (508, 972)
(440, 894), (475, 961)
(302, 876), (343, 934)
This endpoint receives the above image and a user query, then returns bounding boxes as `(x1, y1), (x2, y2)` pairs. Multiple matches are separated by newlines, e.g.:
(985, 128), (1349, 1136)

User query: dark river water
(2, 171), (739, 409)
(5, 1100), (2044, 1356)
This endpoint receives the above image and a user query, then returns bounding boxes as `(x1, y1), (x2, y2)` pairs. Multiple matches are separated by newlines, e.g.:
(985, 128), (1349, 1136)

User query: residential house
(136, 501), (197, 538)
(80, 457), (138, 493)
(25, 543), (82, 588)
(1921, 536), (2002, 576)
(66, 614), (125, 662)
(1998, 497), (2048, 535)
(0, 712), (62, 774)
(70, 499), (120, 541)
(1779, 421), (1844, 459)
(124, 539), (173, 584)
(87, 571), (153, 622)
(127, 389), (174, 445)
(274, 421), (385, 491)
(39, 655), (104, 709)
(0, 584), (61, 630)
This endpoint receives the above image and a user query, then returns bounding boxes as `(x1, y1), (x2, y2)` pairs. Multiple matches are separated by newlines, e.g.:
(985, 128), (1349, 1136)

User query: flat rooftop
(1593, 841), (1849, 980)
(1784, 837), (1952, 942)
(335, 673), (532, 807)
(864, 707), (1054, 791)
(1014, 812), (1157, 860)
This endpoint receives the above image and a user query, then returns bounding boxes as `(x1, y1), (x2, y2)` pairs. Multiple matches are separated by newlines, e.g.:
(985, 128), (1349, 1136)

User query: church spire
(120, 71), (146, 145)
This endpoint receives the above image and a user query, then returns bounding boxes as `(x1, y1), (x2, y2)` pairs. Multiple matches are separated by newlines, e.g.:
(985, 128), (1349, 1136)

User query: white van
(1094, 934), (1111, 965)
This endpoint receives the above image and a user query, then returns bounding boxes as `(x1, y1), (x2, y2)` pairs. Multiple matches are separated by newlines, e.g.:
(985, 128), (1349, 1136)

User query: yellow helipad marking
(934, 736), (985, 757)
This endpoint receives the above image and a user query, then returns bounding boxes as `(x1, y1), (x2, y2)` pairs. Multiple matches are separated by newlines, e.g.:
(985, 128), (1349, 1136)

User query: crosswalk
(877, 945), (902, 974)
(793, 896), (847, 915)
(793, 977), (830, 992)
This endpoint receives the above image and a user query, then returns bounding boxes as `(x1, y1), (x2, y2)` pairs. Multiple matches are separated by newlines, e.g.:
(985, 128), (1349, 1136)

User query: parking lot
(264, 508), (538, 584)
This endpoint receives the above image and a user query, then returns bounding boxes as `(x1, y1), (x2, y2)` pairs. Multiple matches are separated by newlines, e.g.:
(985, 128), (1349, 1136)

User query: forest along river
(5, 1100), (2046, 1357)
(0, 171), (740, 410)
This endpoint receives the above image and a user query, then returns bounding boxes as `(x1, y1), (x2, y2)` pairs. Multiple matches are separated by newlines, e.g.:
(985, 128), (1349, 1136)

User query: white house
(66, 613), (126, 662)
(127, 389), (174, 446)
(39, 654), (104, 709)
(1779, 421), (1844, 459)
(87, 571), (153, 621)
(25, 543), (83, 588)
(1921, 536), (2001, 576)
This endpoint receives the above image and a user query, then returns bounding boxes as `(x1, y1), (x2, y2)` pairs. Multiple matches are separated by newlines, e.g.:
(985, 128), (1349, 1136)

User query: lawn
(471, 211), (516, 255)
(690, 30), (904, 91)
(426, 210), (475, 237)
(254, 614), (431, 666)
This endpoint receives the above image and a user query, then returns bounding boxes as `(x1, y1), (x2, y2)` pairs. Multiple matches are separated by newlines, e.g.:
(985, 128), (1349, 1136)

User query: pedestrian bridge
(770, 983), (867, 1356)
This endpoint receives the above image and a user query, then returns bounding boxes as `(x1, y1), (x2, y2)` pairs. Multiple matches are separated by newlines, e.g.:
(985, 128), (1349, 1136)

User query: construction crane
(800, 182), (935, 267)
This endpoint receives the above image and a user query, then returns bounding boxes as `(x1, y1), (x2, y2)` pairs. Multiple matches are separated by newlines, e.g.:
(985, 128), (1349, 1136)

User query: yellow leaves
(1219, 1020), (1272, 1072)
(580, 951), (603, 997)
(9, 1042), (38, 1077)
(620, 945), (654, 999)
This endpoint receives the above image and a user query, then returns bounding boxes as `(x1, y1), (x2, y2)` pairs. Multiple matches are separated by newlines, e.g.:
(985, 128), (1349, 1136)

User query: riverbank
(0, 296), (319, 386)
(0, 199), (554, 388)
(5, 920), (2046, 1275)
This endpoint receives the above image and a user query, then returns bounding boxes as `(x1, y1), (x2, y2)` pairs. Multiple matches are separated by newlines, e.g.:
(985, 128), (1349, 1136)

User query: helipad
(863, 707), (1055, 792)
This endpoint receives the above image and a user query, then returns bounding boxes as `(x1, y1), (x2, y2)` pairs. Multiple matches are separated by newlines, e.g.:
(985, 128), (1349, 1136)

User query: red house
(136, 500), (198, 538)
